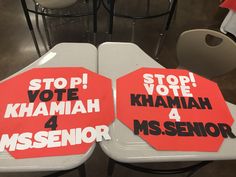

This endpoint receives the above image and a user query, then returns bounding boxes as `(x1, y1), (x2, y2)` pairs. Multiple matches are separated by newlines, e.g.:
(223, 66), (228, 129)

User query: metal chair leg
(154, 0), (178, 58)
(35, 3), (48, 51)
(154, 32), (166, 58)
(93, 0), (97, 44)
(78, 164), (86, 177)
(154, 12), (169, 58)
(21, 0), (41, 57)
(131, 19), (136, 42)
(107, 158), (116, 177)
(42, 9), (52, 49)
(165, 0), (178, 31)
(84, 0), (90, 42)
(108, 0), (115, 41)
(173, 0), (178, 22)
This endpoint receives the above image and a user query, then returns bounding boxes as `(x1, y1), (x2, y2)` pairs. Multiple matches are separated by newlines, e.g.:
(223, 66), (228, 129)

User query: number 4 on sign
(169, 108), (181, 122)
(45, 115), (58, 130)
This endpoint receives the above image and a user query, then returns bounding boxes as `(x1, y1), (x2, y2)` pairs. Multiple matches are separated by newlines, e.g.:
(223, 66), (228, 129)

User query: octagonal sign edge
(0, 67), (114, 158)
(116, 67), (235, 152)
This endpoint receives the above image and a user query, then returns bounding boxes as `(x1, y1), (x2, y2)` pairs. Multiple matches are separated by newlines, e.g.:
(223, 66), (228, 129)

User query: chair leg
(154, 12), (168, 58)
(154, 0), (178, 58)
(173, 0), (178, 22)
(35, 3), (48, 51)
(165, 0), (178, 31)
(42, 9), (52, 49)
(21, 0), (41, 56)
(131, 19), (136, 42)
(107, 158), (116, 177)
(108, 0), (115, 41)
(154, 32), (166, 58)
(146, 0), (150, 15)
(84, 0), (90, 42)
(93, 0), (97, 44)
(78, 164), (86, 177)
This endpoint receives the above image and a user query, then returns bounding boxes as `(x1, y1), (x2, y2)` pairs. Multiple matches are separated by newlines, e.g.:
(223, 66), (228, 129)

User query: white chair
(21, 0), (98, 56)
(177, 29), (236, 79)
(0, 43), (97, 177)
(102, 0), (178, 57)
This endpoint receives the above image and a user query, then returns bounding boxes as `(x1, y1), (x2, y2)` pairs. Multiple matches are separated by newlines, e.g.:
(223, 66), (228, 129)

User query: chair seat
(35, 0), (77, 9)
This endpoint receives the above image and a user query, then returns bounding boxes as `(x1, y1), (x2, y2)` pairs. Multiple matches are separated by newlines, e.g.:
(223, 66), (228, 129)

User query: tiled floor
(0, 0), (236, 177)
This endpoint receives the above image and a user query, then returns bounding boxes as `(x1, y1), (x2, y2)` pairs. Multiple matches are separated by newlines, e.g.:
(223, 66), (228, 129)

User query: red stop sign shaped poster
(0, 67), (114, 159)
(117, 68), (235, 152)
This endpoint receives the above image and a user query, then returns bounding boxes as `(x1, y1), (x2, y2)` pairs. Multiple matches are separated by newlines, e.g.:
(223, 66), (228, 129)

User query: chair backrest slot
(205, 34), (223, 47)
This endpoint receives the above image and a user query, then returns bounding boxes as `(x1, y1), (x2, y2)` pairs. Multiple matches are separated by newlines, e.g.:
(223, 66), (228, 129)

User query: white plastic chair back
(177, 29), (236, 78)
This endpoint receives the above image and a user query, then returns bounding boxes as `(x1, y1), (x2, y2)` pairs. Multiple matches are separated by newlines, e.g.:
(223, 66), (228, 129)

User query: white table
(98, 42), (236, 163)
(0, 43), (96, 172)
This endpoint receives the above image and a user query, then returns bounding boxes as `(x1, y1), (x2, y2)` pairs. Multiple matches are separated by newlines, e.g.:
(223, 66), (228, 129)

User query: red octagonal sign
(0, 67), (114, 158)
(117, 68), (235, 152)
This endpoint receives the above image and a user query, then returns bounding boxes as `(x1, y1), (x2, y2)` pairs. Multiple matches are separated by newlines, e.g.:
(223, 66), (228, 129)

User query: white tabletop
(98, 42), (236, 163)
(0, 43), (96, 172)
